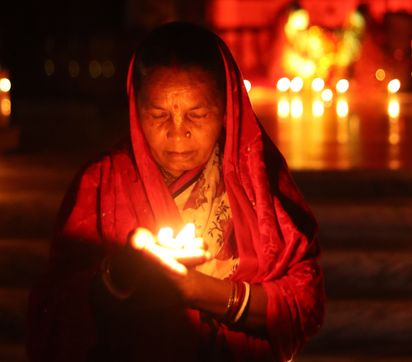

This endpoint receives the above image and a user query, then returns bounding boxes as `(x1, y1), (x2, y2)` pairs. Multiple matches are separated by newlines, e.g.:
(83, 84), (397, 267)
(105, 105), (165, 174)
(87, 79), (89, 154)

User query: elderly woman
(28, 22), (324, 362)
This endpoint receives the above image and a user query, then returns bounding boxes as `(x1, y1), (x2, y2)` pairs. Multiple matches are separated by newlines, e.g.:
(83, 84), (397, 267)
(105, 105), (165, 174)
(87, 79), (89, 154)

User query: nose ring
(185, 131), (191, 138)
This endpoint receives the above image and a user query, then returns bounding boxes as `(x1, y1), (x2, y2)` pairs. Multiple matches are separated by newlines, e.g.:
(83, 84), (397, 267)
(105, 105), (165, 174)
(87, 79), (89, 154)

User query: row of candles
(244, 76), (402, 120)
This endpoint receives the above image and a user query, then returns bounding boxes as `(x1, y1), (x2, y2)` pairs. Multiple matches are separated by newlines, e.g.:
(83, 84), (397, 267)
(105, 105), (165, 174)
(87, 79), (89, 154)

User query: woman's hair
(133, 22), (226, 96)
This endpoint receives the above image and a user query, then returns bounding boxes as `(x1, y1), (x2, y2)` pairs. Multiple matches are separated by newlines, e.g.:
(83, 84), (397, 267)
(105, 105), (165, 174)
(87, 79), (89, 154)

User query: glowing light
(289, 9), (309, 31)
(388, 98), (400, 119)
(311, 78), (325, 92)
(321, 88), (333, 102)
(291, 97), (303, 118)
(44, 59), (55, 76)
(277, 98), (290, 118)
(68, 60), (80, 78)
(375, 69), (386, 81)
(290, 77), (304, 92)
(243, 79), (252, 93)
(89, 60), (102, 79)
(1, 99), (11, 116)
(387, 79), (401, 93)
(336, 99), (349, 118)
(0, 78), (11, 92)
(336, 79), (349, 94)
(102, 60), (115, 78)
(276, 77), (290, 92)
(312, 99), (324, 118)
(300, 60), (316, 78)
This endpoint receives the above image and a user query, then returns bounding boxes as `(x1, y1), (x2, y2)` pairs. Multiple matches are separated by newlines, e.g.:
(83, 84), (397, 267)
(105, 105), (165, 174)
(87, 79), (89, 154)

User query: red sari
(28, 37), (324, 362)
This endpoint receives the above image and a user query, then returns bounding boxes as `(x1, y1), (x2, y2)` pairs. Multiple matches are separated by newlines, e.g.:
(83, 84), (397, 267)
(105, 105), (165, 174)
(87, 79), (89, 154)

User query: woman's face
(138, 66), (225, 177)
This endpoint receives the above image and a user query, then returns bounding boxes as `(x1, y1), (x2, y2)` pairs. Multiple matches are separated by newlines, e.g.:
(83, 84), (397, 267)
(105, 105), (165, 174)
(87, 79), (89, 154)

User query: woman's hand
(130, 225), (210, 275)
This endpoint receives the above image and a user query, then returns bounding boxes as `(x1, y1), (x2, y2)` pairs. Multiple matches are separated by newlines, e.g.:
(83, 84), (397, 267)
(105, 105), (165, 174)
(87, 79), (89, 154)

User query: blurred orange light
(0, 78), (11, 92)
(290, 77), (303, 92)
(277, 77), (291, 92)
(89, 60), (102, 79)
(375, 69), (386, 81)
(312, 99), (324, 117)
(388, 98), (400, 119)
(291, 97), (303, 118)
(68, 60), (80, 78)
(311, 78), (325, 92)
(44, 59), (55, 76)
(243, 79), (252, 93)
(336, 99), (349, 118)
(277, 98), (290, 118)
(321, 88), (333, 102)
(336, 79), (349, 94)
(387, 79), (401, 93)
(1, 99), (11, 116)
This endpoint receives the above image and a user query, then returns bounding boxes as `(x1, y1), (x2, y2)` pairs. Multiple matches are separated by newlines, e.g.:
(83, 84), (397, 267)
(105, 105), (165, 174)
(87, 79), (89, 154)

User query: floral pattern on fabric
(174, 145), (239, 279)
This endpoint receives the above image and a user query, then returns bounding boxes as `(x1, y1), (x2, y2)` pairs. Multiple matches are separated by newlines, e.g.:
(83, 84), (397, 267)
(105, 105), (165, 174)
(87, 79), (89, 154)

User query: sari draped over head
(28, 30), (324, 362)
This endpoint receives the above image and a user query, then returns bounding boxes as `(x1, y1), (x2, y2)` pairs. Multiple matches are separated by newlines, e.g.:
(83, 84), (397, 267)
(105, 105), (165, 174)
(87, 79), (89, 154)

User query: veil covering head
(126, 21), (318, 283)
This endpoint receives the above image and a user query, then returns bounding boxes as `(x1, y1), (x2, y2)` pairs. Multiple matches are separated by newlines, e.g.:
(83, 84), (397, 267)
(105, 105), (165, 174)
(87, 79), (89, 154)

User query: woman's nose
(166, 117), (189, 140)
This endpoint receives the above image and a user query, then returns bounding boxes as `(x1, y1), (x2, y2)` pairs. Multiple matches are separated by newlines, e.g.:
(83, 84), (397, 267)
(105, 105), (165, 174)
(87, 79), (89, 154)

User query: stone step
(293, 170), (412, 201)
(313, 201), (412, 247)
(322, 250), (412, 298)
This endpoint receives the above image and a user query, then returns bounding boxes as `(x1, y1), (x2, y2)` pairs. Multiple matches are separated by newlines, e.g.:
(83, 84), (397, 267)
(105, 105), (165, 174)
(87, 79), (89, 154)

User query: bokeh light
(243, 79), (252, 93)
(276, 77), (291, 92)
(0, 78), (11, 92)
(387, 79), (401, 93)
(336, 79), (349, 94)
(290, 77), (303, 92)
(311, 78), (325, 92)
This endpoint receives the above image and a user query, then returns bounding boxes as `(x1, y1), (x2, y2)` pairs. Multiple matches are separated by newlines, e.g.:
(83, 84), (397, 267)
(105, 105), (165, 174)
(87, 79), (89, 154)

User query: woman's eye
(151, 112), (168, 120)
(189, 112), (208, 119)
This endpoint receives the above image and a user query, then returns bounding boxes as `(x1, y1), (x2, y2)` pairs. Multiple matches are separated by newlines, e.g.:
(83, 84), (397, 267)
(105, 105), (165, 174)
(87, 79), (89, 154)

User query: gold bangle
(101, 258), (133, 299)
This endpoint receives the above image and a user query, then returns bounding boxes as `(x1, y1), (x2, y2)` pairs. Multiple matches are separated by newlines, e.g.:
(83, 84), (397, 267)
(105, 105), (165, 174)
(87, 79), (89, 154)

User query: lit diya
(131, 223), (210, 275)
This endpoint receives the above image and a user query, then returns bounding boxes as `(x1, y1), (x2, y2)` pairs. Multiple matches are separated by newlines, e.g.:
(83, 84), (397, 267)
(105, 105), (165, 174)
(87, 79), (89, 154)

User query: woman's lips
(165, 151), (195, 160)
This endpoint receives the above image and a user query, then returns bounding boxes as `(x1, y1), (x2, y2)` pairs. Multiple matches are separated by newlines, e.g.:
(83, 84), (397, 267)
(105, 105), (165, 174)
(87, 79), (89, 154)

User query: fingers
(131, 228), (188, 275)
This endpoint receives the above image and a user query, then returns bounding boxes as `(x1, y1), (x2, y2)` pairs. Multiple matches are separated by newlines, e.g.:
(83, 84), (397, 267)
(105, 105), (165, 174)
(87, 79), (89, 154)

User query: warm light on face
(375, 68), (385, 81)
(387, 79), (401, 93)
(243, 79), (252, 93)
(290, 77), (304, 92)
(276, 77), (291, 92)
(321, 88), (333, 102)
(277, 98), (290, 118)
(312, 99), (324, 117)
(311, 78), (325, 92)
(336, 79), (349, 94)
(0, 78), (11, 92)
(336, 99), (349, 118)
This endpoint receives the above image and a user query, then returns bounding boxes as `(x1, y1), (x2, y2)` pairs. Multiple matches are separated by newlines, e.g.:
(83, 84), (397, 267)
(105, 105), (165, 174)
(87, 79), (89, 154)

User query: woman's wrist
(100, 257), (134, 299)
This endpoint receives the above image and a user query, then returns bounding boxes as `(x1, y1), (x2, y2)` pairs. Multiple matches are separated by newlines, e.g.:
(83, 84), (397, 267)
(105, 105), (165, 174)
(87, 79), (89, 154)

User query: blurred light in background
(336, 98), (349, 118)
(311, 77), (325, 92)
(321, 88), (333, 102)
(68, 60), (80, 78)
(290, 77), (303, 92)
(89, 60), (102, 79)
(44, 59), (55, 76)
(102, 61), (115, 78)
(0, 78), (11, 93)
(277, 97), (290, 119)
(1, 99), (11, 117)
(243, 79), (252, 93)
(276, 77), (290, 92)
(388, 97), (400, 119)
(290, 96), (303, 118)
(375, 68), (386, 81)
(312, 99), (324, 118)
(336, 79), (349, 94)
(387, 79), (401, 93)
